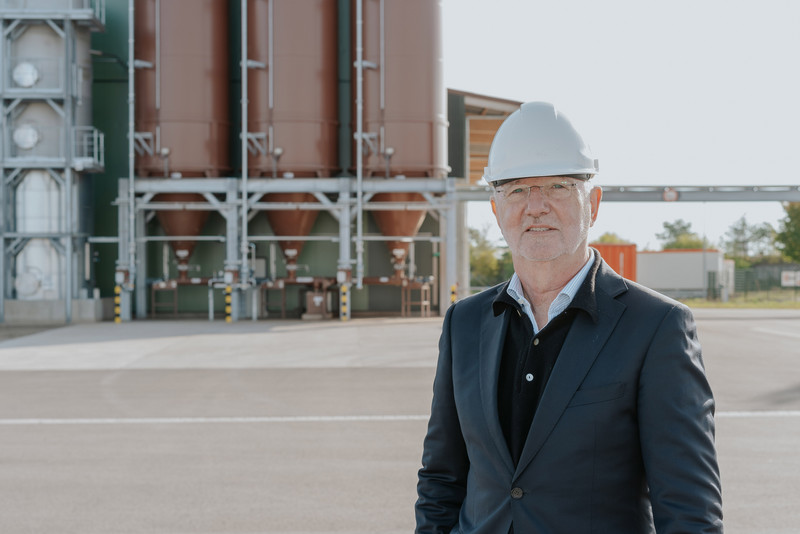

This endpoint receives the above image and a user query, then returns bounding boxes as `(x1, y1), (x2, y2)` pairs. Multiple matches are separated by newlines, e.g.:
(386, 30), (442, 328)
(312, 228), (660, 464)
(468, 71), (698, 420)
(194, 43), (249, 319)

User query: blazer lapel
(478, 298), (516, 475)
(514, 268), (627, 478)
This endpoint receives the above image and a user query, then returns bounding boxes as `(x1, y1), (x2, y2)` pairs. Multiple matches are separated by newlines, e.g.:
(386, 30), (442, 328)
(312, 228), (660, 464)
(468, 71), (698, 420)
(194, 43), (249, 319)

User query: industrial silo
(134, 0), (230, 281)
(1, 1), (103, 322)
(247, 0), (338, 276)
(355, 0), (447, 277)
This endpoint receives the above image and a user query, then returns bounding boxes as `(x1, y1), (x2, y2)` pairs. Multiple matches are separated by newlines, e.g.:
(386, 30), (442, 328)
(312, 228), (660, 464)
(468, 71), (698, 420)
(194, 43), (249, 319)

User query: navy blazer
(416, 257), (723, 533)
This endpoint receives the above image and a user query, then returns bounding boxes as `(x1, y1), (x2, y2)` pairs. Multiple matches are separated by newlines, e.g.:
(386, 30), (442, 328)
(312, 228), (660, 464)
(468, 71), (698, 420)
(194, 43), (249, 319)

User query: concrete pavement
(0, 309), (798, 533)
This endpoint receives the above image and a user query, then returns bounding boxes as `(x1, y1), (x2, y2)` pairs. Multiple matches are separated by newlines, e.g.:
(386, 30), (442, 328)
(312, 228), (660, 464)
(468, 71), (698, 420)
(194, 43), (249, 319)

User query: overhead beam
(456, 184), (800, 203)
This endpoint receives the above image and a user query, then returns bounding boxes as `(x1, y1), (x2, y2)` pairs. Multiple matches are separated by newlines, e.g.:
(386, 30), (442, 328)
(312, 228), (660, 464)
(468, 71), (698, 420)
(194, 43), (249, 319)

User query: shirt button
(533, 338), (540, 346)
(511, 487), (524, 499)
(525, 373), (534, 382)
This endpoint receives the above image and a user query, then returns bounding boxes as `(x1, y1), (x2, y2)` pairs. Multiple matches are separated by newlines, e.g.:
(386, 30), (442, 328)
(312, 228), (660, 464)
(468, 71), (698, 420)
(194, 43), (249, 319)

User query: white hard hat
(483, 101), (599, 184)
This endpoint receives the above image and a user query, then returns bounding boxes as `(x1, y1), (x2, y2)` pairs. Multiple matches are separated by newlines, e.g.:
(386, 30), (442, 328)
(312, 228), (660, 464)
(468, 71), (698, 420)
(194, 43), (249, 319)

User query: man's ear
(589, 186), (602, 225)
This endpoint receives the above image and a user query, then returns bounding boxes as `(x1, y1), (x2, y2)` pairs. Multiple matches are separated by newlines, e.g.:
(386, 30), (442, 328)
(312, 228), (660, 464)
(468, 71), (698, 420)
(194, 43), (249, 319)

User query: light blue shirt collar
(506, 251), (595, 334)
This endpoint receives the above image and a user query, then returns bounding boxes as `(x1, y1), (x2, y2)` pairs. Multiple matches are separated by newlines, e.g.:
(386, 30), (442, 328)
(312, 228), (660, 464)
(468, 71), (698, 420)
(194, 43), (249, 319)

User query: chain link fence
(726, 264), (800, 303)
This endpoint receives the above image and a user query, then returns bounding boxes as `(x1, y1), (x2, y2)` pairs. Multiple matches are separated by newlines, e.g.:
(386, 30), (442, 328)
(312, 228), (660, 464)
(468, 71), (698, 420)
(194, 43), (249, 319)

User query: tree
(469, 226), (500, 287)
(593, 232), (633, 244)
(657, 219), (693, 242)
(469, 225), (514, 288)
(498, 248), (514, 281)
(722, 216), (778, 267)
(656, 219), (707, 250)
(776, 202), (800, 262)
(750, 223), (778, 258)
(722, 216), (750, 260)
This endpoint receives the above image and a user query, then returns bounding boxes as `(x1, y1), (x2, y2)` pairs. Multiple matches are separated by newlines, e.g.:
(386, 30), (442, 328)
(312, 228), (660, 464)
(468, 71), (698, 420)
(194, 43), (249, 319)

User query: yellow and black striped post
(114, 285), (122, 323)
(224, 285), (233, 323)
(450, 284), (457, 304)
(339, 283), (350, 321)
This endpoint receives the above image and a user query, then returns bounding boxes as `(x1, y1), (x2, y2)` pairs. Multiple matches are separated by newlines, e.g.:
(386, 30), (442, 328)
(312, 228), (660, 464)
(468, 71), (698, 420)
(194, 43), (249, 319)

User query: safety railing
(72, 125), (104, 170)
(0, 0), (105, 24)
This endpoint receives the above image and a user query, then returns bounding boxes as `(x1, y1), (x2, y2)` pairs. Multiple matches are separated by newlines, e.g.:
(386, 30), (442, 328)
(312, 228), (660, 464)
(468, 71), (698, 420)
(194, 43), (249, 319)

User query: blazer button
(511, 487), (524, 499)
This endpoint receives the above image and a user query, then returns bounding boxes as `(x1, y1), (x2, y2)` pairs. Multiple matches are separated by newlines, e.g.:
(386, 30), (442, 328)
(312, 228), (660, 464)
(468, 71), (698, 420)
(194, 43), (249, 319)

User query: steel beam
(602, 185), (800, 202)
(455, 184), (800, 203)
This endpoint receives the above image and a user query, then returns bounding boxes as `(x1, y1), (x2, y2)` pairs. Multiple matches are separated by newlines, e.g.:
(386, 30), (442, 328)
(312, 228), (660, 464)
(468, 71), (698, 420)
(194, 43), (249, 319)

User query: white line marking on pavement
(751, 327), (800, 339)
(0, 414), (430, 426)
(716, 411), (800, 418)
(1, 411), (798, 426)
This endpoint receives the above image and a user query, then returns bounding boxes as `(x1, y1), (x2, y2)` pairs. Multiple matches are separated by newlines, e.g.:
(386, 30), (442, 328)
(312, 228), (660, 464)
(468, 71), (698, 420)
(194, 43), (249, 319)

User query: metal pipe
(249, 235), (341, 242)
(240, 0), (250, 288)
(133, 176), (449, 194)
(127, 0), (136, 295)
(135, 200), (147, 317)
(358, 234), (441, 242)
(267, 0), (278, 175)
(378, 0), (386, 157)
(380, 0), (385, 111)
(268, 0), (274, 111)
(155, 0), (160, 110)
(336, 0), (352, 174)
(336, 178), (351, 309)
(249, 238), (257, 319)
(268, 125), (275, 162)
(208, 281), (214, 320)
(445, 178), (458, 305)
(408, 241), (415, 279)
(251, 201), (445, 211)
(355, 0), (365, 289)
(5, 231), (93, 239)
(162, 242), (169, 279)
(251, 279), (258, 320)
(207, 276), (225, 321)
(64, 22), (73, 323)
(269, 242), (277, 280)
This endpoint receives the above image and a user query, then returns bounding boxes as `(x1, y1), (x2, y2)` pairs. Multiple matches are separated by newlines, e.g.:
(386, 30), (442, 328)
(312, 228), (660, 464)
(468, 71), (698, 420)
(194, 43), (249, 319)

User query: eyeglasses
(494, 180), (579, 204)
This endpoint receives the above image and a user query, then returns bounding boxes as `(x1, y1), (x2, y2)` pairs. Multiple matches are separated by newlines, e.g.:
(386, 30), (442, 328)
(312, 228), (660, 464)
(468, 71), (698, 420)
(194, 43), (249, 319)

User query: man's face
(490, 176), (602, 263)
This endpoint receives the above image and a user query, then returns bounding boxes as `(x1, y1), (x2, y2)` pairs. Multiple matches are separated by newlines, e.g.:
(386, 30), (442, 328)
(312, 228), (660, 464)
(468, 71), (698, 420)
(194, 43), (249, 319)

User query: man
(415, 102), (723, 533)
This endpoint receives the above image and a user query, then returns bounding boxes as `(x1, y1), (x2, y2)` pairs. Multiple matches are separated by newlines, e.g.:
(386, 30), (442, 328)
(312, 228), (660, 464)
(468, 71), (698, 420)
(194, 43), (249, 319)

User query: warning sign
(781, 271), (800, 287)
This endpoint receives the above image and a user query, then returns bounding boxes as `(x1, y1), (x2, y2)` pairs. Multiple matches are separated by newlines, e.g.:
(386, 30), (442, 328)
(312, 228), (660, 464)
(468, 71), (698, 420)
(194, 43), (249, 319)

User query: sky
(441, 0), (800, 250)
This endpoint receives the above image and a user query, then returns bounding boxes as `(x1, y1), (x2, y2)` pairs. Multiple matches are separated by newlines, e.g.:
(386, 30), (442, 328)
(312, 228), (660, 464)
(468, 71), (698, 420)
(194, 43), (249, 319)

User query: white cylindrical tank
(14, 171), (64, 300)
(9, 101), (63, 159)
(15, 170), (61, 233)
(6, 20), (94, 157)
(7, 23), (65, 92)
(14, 239), (61, 300)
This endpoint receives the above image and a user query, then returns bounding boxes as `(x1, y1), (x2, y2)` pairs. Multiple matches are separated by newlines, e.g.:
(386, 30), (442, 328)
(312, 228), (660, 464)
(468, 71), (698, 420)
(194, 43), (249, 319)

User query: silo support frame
(116, 178), (243, 320)
(456, 201), (470, 301)
(115, 178), (133, 320)
(442, 178), (459, 311)
(134, 200), (147, 318)
(114, 177), (457, 320)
